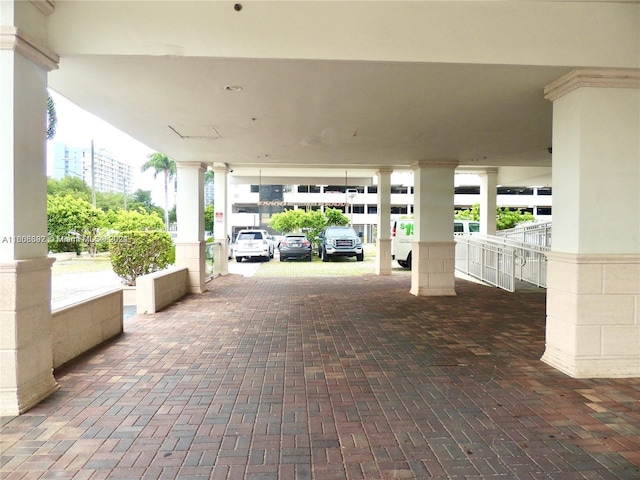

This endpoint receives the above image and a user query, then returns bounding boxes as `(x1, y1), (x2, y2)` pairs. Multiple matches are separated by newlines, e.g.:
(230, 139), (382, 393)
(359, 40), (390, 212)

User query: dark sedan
(278, 233), (313, 262)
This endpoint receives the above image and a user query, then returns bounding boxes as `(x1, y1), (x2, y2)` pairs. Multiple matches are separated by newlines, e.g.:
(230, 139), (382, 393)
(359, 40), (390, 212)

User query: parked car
(316, 226), (363, 262)
(278, 233), (313, 262)
(234, 229), (274, 262)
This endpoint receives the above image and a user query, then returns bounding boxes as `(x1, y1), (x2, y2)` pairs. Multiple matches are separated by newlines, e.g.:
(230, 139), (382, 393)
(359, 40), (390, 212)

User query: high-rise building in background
(49, 141), (133, 195)
(48, 142), (84, 179)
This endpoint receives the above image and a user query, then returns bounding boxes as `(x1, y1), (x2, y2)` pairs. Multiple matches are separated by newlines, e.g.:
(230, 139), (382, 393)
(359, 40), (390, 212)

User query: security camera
(234, 3), (242, 11)
(229, 169), (234, 173)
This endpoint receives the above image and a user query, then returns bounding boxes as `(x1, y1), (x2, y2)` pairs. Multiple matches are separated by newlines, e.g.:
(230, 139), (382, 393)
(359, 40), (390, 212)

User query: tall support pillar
(410, 161), (459, 296)
(175, 162), (207, 293)
(212, 164), (230, 275)
(479, 169), (498, 236)
(375, 168), (393, 275)
(542, 69), (640, 378)
(0, 2), (60, 415)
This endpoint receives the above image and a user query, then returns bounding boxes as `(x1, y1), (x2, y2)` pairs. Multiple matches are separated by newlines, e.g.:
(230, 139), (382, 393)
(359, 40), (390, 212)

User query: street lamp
(347, 189), (357, 226)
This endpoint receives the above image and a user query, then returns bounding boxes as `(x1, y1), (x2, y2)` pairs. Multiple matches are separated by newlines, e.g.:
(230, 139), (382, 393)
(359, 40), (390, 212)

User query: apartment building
(49, 142), (133, 195)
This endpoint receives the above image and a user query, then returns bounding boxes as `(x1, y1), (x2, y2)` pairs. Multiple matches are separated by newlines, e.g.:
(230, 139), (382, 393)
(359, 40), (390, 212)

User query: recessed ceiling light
(224, 85), (242, 92)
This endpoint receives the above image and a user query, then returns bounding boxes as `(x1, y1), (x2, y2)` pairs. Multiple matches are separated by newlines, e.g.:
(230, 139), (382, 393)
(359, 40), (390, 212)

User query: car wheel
(398, 260), (407, 268)
(407, 252), (412, 270)
(236, 256), (243, 263)
(305, 255), (312, 262)
(356, 252), (364, 262)
(280, 256), (285, 262)
(321, 248), (329, 262)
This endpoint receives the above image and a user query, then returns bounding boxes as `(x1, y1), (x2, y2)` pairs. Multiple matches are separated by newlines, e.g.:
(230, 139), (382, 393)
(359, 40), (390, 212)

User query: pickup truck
(316, 226), (364, 262)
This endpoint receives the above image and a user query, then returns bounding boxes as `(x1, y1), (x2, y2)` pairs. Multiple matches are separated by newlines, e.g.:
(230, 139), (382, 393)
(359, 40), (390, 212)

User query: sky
(46, 91), (167, 206)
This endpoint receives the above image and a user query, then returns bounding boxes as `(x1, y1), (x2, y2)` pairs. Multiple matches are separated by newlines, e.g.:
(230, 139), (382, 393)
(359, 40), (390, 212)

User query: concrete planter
(122, 286), (136, 306)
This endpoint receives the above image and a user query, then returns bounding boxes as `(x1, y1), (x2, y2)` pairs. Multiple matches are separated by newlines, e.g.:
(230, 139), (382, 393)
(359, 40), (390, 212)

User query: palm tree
(46, 93), (57, 140)
(141, 153), (177, 230)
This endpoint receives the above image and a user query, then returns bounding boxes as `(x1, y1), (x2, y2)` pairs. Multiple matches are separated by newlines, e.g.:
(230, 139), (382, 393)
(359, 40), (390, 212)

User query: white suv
(234, 229), (274, 262)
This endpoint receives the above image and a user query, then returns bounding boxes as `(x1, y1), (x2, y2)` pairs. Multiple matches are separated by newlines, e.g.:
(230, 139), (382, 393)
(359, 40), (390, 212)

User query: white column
(542, 69), (640, 378)
(0, 2), (60, 415)
(175, 162), (207, 293)
(479, 169), (498, 236)
(212, 163), (230, 275)
(375, 168), (393, 275)
(410, 161), (459, 296)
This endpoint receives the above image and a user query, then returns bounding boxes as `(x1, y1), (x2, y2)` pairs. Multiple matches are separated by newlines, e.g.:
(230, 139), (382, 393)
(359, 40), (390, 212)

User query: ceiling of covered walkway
(46, 1), (639, 185)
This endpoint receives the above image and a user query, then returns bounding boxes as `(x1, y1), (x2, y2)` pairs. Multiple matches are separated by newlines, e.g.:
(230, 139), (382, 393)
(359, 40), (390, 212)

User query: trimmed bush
(109, 231), (173, 286)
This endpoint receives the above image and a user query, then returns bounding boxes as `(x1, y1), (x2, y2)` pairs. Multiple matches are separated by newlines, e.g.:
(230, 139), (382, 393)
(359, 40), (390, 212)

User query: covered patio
(2, 273), (639, 479)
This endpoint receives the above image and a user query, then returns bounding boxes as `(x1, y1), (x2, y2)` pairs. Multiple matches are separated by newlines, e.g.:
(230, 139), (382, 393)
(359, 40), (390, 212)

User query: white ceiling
(46, 1), (640, 185)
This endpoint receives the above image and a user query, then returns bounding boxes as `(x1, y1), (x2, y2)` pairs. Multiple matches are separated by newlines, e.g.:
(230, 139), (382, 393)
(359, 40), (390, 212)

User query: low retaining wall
(52, 288), (123, 368)
(136, 266), (189, 314)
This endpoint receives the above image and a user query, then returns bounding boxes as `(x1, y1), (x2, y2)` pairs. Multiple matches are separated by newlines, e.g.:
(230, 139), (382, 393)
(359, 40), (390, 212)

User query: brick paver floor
(2, 273), (640, 479)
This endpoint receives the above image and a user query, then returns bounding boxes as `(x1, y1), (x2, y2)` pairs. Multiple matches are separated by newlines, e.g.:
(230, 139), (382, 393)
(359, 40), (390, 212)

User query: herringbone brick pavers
(2, 273), (639, 479)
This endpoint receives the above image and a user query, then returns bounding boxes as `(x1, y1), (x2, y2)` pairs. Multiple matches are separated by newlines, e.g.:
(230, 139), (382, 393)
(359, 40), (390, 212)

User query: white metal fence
(497, 221), (552, 247)
(455, 234), (550, 292)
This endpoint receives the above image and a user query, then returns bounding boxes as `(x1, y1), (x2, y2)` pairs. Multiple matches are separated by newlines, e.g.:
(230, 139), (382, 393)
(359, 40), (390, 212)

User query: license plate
(291, 243), (300, 247)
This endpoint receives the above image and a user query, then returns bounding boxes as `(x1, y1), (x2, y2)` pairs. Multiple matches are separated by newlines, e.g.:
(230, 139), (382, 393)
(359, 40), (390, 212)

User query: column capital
(478, 168), (499, 177)
(375, 167), (394, 175)
(545, 68), (640, 102)
(31, 1), (56, 16)
(211, 162), (232, 173)
(411, 160), (459, 171)
(176, 161), (207, 172)
(0, 27), (59, 71)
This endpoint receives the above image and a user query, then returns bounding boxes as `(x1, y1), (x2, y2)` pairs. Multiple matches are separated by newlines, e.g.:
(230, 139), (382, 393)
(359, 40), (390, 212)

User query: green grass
(51, 255), (113, 276)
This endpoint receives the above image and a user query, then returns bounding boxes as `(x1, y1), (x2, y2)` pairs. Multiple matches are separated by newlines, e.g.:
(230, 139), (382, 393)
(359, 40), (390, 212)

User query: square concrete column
(0, 3), (60, 415)
(212, 164), (230, 275)
(376, 168), (393, 275)
(410, 161), (459, 296)
(175, 162), (207, 293)
(542, 69), (640, 378)
(479, 169), (498, 236)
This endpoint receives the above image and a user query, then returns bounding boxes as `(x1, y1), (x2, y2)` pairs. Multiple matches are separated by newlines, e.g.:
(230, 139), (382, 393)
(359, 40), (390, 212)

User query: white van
(391, 219), (480, 269)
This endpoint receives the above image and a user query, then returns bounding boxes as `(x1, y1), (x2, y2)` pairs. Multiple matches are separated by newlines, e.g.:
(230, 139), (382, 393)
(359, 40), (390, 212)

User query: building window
(367, 205), (377, 214)
(455, 186), (480, 194)
(367, 185), (377, 194)
(536, 207), (552, 215)
(391, 185), (408, 194)
(298, 185), (321, 193)
(390, 205), (408, 214)
(497, 187), (534, 195)
(536, 187), (552, 195)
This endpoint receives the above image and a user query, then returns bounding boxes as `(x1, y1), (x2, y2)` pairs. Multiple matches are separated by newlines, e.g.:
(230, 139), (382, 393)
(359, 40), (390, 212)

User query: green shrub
(109, 231), (173, 286)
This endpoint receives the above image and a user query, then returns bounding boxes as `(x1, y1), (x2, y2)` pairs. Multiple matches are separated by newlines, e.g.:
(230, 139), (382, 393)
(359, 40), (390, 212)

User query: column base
(0, 371), (59, 416)
(174, 242), (207, 294)
(375, 238), (392, 276)
(541, 346), (640, 379)
(409, 241), (457, 297)
(542, 252), (640, 378)
(0, 257), (59, 416)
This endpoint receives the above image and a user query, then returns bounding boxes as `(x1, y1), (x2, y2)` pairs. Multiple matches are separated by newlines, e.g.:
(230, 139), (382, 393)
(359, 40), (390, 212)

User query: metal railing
(205, 241), (224, 279)
(455, 234), (549, 292)
(497, 221), (552, 247)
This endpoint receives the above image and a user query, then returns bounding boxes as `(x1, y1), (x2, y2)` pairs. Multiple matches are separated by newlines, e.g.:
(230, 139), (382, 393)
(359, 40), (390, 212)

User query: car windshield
(326, 228), (355, 238)
(468, 222), (480, 232)
(285, 236), (305, 240)
(238, 232), (263, 240)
